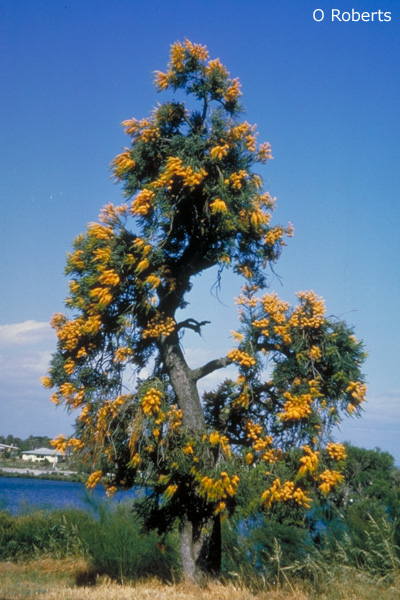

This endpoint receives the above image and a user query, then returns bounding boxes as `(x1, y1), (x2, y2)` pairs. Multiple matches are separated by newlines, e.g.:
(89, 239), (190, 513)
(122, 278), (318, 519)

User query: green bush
(78, 501), (180, 582)
(0, 507), (85, 559)
(0, 501), (180, 582)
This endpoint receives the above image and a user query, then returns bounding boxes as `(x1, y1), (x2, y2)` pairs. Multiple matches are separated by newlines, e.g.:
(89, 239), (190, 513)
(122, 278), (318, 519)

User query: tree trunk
(159, 334), (205, 430)
(159, 334), (222, 580)
(179, 516), (221, 582)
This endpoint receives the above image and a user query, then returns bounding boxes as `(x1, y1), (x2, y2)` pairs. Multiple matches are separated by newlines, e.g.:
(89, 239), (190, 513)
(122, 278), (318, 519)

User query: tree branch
(176, 318), (210, 335)
(192, 356), (232, 382)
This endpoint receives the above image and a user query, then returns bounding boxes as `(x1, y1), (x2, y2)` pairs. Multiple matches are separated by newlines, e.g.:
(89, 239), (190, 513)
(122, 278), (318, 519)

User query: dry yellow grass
(0, 558), (307, 600)
(0, 557), (87, 599)
(37, 579), (310, 600)
(1, 559), (399, 600)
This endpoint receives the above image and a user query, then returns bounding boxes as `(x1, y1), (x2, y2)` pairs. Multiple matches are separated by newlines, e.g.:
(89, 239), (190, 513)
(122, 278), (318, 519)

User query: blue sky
(1, 0), (399, 462)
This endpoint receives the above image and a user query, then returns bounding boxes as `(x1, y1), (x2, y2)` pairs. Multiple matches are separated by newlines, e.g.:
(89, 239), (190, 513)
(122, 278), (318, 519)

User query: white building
(0, 443), (18, 454)
(21, 447), (63, 465)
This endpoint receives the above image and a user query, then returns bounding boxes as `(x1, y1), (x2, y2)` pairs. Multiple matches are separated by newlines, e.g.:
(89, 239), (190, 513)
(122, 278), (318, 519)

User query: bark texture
(179, 516), (221, 581)
(160, 333), (222, 580)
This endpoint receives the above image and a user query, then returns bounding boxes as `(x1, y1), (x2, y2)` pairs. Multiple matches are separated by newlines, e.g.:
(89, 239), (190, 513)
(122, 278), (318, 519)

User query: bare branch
(176, 318), (210, 335)
(192, 355), (232, 381)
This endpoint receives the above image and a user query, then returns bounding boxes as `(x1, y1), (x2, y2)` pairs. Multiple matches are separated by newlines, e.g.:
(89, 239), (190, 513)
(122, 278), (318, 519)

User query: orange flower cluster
(319, 469), (344, 495)
(40, 376), (53, 389)
(52, 316), (83, 351)
(113, 346), (133, 363)
(163, 483), (178, 499)
(247, 206), (271, 229)
(234, 389), (249, 409)
(261, 478), (312, 509)
(257, 142), (273, 163)
(98, 269), (120, 287)
(111, 148), (135, 179)
(308, 345), (322, 361)
(292, 291), (326, 329)
(237, 264), (254, 280)
(245, 421), (278, 463)
(145, 274), (161, 289)
(90, 286), (113, 308)
(198, 471), (240, 511)
(132, 236), (152, 255)
(51, 434), (85, 457)
(51, 434), (68, 455)
(226, 169), (248, 190)
(210, 144), (229, 160)
(131, 189), (155, 216)
(141, 387), (163, 417)
(154, 40), (210, 89)
(346, 381), (367, 413)
(92, 246), (112, 265)
(204, 57), (229, 78)
(279, 391), (314, 421)
(264, 226), (285, 247)
(246, 420), (263, 441)
(326, 442), (347, 461)
(59, 382), (85, 408)
(87, 223), (114, 241)
(208, 431), (232, 457)
(174, 39), (209, 69)
(182, 442), (194, 455)
(142, 315), (176, 339)
(231, 330), (244, 342)
(252, 292), (292, 344)
(153, 70), (170, 91)
(120, 118), (160, 143)
(63, 358), (75, 375)
(227, 348), (256, 368)
(86, 470), (103, 490)
(151, 156), (207, 190)
(84, 315), (102, 334)
(223, 77), (242, 102)
(298, 445), (320, 476)
(67, 249), (85, 270)
(210, 198), (228, 213)
(167, 405), (183, 433)
(99, 202), (128, 224)
(260, 293), (290, 324)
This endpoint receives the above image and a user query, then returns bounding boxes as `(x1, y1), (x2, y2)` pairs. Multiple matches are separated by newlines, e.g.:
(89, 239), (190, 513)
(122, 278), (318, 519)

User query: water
(0, 476), (142, 514)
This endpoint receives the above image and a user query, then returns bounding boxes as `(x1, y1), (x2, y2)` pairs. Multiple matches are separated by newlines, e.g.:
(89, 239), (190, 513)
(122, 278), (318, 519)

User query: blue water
(0, 476), (142, 514)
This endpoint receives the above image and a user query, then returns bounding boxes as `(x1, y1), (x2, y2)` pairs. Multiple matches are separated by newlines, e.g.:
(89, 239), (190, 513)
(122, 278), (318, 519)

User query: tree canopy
(43, 39), (366, 579)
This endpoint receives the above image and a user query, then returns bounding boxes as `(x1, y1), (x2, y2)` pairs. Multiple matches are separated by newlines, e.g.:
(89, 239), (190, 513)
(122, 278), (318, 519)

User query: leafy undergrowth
(1, 559), (400, 600)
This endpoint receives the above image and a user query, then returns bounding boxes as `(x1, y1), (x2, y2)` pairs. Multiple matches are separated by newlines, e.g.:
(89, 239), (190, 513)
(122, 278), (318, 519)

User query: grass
(0, 557), (88, 600)
(1, 502), (400, 599)
(1, 558), (400, 600)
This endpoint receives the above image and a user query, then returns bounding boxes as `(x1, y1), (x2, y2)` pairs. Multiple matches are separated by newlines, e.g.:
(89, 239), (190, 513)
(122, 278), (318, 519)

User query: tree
(338, 445), (400, 517)
(43, 40), (367, 581)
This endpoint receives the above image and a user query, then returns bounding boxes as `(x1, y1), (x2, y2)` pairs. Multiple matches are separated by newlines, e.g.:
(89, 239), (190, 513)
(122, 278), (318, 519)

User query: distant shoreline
(0, 467), (84, 483)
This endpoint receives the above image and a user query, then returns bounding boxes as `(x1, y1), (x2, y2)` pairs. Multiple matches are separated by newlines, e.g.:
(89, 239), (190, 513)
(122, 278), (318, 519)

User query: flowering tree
(43, 40), (366, 580)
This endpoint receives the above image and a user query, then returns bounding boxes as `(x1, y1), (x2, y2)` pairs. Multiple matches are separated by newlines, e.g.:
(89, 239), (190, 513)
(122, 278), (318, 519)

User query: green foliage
(0, 503), (179, 582)
(221, 514), (309, 585)
(0, 508), (85, 560)
(342, 445), (400, 509)
(0, 434), (53, 452)
(82, 502), (180, 582)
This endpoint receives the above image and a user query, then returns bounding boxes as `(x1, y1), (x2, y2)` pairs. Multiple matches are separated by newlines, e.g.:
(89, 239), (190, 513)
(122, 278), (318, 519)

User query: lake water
(0, 476), (142, 514)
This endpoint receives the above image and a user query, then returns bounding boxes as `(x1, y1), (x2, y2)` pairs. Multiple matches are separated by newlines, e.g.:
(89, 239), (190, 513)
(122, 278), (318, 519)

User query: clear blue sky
(1, 0), (399, 462)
